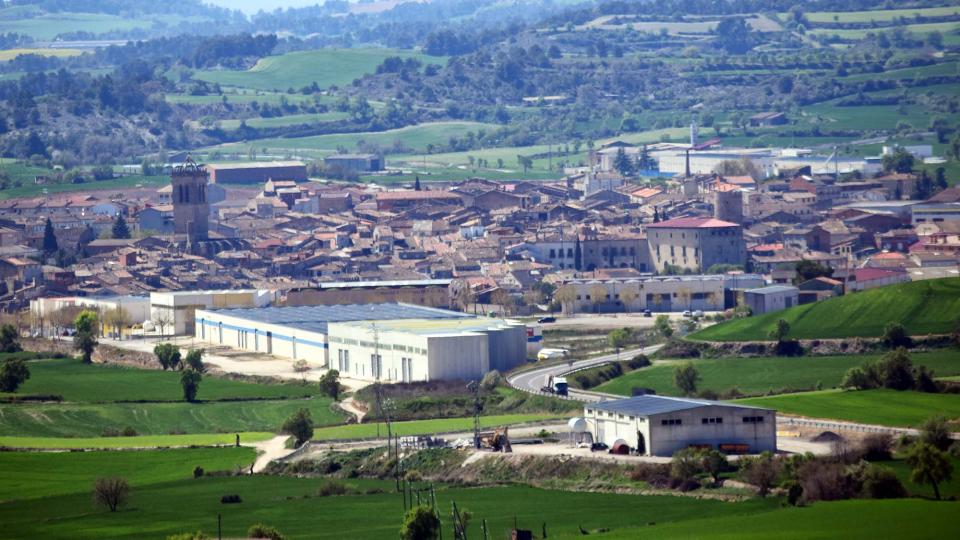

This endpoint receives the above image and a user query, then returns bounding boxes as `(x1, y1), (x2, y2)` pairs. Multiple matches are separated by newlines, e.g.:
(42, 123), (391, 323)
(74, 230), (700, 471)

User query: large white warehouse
(194, 303), (529, 382)
(583, 395), (776, 456)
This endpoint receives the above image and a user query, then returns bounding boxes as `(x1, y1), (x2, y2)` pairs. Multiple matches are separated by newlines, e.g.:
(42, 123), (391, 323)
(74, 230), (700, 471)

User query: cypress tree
(112, 215), (131, 239)
(42, 217), (58, 253)
(414, 175), (421, 191)
(574, 235), (582, 271)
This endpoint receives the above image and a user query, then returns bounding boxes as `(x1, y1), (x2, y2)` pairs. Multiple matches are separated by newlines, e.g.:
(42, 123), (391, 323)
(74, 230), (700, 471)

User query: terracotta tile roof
(645, 217), (739, 229)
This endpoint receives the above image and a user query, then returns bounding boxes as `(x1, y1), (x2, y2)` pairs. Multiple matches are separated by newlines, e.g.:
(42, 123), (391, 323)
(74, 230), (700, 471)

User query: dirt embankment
(24, 337), (162, 369)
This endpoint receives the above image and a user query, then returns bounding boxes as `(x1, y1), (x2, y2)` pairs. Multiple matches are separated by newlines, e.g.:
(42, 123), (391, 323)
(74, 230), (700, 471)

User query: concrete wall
(427, 333), (489, 381)
(584, 404), (777, 456)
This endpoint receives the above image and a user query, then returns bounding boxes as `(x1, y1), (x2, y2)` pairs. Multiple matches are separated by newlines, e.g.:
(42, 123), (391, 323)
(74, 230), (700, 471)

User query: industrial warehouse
(193, 303), (530, 382)
(583, 395), (777, 456)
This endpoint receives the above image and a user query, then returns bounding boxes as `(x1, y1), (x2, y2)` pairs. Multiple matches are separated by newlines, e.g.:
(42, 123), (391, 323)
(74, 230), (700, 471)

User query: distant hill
(690, 278), (960, 342)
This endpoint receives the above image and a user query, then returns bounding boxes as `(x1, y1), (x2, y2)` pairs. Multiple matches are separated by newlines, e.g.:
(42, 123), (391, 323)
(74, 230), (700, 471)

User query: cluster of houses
(0, 146), (955, 318)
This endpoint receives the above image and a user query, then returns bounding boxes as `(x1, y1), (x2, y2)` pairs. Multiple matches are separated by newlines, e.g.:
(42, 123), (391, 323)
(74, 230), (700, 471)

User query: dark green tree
(674, 362), (700, 396)
(906, 443), (953, 500)
(318, 369), (340, 400)
(935, 167), (948, 191)
(0, 357), (30, 392)
(180, 368), (202, 402)
(111, 214), (131, 239)
(0, 323), (22, 353)
(613, 147), (635, 176)
(881, 147), (915, 174)
(768, 319), (790, 343)
(912, 170), (934, 200)
(573, 235), (582, 271)
(184, 349), (205, 372)
(281, 408), (314, 447)
(414, 175), (421, 191)
(73, 310), (98, 363)
(795, 259), (832, 282)
(42, 217), (58, 253)
(400, 505), (441, 540)
(153, 343), (181, 371)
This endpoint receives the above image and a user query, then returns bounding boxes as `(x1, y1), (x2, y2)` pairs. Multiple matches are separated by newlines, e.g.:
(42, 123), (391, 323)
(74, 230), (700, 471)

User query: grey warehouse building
(583, 395), (776, 456)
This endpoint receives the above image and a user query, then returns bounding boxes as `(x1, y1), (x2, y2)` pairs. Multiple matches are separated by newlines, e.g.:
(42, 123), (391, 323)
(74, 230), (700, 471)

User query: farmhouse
(193, 303), (529, 382)
(583, 395), (777, 456)
(743, 284), (799, 314)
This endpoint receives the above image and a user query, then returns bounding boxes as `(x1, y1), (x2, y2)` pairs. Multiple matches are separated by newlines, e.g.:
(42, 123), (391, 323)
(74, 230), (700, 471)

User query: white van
(537, 348), (570, 361)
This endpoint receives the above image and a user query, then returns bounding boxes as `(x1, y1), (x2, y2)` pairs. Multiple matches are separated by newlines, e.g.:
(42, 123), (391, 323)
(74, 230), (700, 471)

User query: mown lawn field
(738, 389), (960, 428)
(314, 413), (561, 440)
(0, 11), (184, 40)
(216, 112), (351, 129)
(193, 48), (444, 91)
(7, 357), (314, 402)
(0, 447), (255, 500)
(0, 397), (343, 438)
(596, 350), (960, 397)
(690, 279), (960, 342)
(0, 432), (273, 450)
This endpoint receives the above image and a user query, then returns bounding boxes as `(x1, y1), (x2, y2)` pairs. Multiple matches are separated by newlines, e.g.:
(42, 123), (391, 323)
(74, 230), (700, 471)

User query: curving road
(508, 344), (664, 403)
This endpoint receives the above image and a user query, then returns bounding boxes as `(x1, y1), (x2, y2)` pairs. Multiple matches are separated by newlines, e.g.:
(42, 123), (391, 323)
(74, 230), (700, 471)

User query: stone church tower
(172, 157), (209, 243)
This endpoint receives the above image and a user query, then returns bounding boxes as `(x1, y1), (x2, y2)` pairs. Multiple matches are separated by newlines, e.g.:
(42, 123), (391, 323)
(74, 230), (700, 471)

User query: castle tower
(172, 157), (209, 243)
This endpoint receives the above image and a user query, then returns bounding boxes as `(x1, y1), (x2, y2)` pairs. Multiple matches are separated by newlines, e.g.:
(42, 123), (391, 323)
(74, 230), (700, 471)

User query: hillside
(690, 278), (960, 342)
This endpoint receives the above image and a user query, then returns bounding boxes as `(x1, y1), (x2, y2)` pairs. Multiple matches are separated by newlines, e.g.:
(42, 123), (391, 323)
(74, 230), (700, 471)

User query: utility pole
(467, 380), (481, 449)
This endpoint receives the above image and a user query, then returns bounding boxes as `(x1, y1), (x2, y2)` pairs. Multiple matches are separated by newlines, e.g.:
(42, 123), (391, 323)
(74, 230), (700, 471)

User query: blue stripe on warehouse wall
(197, 318), (328, 349)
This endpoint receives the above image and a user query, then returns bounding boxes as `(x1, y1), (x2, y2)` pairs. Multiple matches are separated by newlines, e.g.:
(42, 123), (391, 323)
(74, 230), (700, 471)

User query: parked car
(693, 310), (704, 318)
(537, 316), (556, 324)
(681, 310), (692, 318)
(642, 310), (652, 317)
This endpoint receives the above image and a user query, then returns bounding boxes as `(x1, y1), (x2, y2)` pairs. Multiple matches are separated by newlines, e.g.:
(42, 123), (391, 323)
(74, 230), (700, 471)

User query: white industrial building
(194, 303), (529, 382)
(150, 289), (277, 335)
(30, 295), (151, 336)
(583, 395), (777, 456)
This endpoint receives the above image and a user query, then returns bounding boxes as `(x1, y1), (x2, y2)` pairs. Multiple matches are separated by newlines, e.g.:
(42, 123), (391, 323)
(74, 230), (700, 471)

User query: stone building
(645, 217), (746, 273)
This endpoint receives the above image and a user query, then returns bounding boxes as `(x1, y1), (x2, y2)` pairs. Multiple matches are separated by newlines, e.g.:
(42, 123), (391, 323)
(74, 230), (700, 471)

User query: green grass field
(0, 398), (343, 438)
(596, 499), (956, 540)
(809, 21), (960, 40)
(738, 389), (960, 428)
(842, 60), (959, 82)
(690, 279), (960, 342)
(165, 92), (317, 105)
(797, 6), (960, 24)
(884, 455), (960, 500)
(595, 350), (960, 397)
(206, 121), (499, 158)
(193, 49), (444, 91)
(216, 112), (351, 130)
(0, 473), (775, 539)
(0, 447), (255, 501)
(0, 432), (273, 450)
(315, 413), (560, 440)
(8, 357), (314, 402)
(0, 173), (168, 200)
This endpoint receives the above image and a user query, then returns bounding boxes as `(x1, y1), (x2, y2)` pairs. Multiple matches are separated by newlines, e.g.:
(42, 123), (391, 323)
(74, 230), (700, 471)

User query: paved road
(507, 344), (664, 402)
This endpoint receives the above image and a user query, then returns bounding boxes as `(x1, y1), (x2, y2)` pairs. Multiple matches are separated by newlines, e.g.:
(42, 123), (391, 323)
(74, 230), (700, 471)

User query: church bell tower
(172, 156), (209, 243)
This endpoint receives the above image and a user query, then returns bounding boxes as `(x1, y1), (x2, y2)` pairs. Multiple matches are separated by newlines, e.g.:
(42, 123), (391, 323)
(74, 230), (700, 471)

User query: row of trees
(153, 343), (206, 402)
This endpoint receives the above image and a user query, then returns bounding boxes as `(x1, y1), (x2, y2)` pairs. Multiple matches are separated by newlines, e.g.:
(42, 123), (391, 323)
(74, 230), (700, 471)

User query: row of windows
(701, 417), (723, 425)
(743, 416), (765, 424)
(548, 247), (639, 258)
(329, 337), (425, 355)
(661, 418), (682, 426)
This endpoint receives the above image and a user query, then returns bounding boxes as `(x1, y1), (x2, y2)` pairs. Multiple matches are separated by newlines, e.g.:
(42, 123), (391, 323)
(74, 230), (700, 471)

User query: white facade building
(193, 303), (528, 382)
(150, 289), (276, 335)
(583, 395), (776, 456)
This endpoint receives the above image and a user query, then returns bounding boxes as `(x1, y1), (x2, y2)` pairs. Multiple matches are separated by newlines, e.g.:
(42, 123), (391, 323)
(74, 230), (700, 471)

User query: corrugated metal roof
(590, 395), (771, 416)
(746, 285), (798, 295)
(205, 303), (473, 334)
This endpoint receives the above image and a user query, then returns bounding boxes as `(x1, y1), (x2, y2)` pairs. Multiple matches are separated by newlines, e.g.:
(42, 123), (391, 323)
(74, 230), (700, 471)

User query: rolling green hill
(738, 389), (960, 428)
(193, 48), (445, 91)
(691, 279), (960, 342)
(595, 350), (960, 397)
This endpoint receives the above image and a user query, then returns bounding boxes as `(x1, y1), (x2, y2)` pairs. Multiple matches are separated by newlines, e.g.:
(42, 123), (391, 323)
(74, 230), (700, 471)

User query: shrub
(180, 368), (202, 402)
(670, 448), (703, 481)
(676, 478), (701, 492)
(220, 494), (242, 504)
(281, 408), (313, 447)
(860, 464), (907, 499)
(317, 480), (349, 497)
(918, 415), (952, 451)
(628, 463), (671, 486)
(0, 357), (30, 392)
(400, 505), (441, 540)
(882, 322), (912, 349)
(859, 433), (894, 461)
(193, 466), (205, 479)
(121, 426), (138, 437)
(628, 354), (651, 369)
(404, 470), (423, 482)
(480, 369), (502, 390)
(798, 461), (858, 502)
(739, 452), (780, 497)
(167, 532), (209, 540)
(247, 524), (285, 540)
